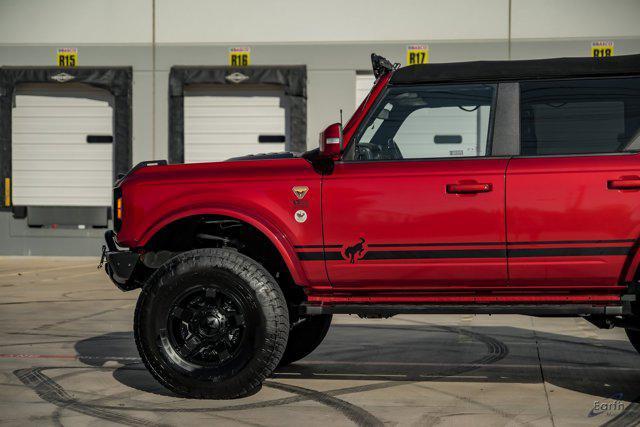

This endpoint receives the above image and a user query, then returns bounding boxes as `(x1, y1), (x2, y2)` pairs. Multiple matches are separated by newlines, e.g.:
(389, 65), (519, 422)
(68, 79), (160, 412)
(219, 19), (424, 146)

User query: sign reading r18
(591, 42), (614, 58)
(592, 47), (613, 57)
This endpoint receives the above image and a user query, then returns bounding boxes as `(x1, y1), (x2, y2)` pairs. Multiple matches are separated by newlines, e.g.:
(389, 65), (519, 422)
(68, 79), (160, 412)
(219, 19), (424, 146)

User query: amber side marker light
(4, 178), (10, 207)
(116, 197), (123, 220)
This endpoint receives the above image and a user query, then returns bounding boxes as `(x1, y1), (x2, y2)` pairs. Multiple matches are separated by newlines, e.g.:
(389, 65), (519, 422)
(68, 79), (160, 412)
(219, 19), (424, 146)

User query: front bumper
(103, 230), (142, 291)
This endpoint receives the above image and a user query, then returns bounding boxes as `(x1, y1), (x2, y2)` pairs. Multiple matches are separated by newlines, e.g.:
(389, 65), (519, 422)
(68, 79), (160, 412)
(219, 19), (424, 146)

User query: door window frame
(340, 81), (521, 163)
(515, 75), (640, 159)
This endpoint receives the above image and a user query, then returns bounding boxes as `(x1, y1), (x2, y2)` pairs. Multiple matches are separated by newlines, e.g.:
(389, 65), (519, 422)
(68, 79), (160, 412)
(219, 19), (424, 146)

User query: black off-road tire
(279, 314), (332, 366)
(134, 248), (289, 399)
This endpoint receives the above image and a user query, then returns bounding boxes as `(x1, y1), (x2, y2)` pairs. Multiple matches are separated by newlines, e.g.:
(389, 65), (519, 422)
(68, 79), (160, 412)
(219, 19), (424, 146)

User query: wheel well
(143, 215), (305, 305)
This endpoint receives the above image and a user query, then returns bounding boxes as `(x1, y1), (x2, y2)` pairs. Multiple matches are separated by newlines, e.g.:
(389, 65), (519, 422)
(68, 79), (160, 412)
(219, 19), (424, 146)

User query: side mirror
(318, 122), (343, 159)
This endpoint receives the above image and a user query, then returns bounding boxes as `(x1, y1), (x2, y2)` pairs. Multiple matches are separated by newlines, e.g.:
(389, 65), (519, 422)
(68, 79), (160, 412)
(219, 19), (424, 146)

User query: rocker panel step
(301, 304), (624, 317)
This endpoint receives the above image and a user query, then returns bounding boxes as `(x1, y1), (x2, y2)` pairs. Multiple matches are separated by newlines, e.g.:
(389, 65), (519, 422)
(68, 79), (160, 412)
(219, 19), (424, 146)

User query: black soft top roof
(390, 54), (640, 85)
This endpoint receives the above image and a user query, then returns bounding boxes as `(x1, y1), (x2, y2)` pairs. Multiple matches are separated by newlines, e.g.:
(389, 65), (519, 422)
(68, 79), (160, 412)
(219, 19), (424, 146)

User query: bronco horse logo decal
(343, 237), (367, 264)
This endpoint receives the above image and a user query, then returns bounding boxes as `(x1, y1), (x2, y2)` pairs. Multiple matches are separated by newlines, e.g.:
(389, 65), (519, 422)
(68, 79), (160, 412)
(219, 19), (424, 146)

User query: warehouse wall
(0, 0), (639, 255)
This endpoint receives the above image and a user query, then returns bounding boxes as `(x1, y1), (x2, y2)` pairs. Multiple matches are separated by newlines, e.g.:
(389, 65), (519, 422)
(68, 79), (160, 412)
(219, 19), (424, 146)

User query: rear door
(506, 76), (640, 286)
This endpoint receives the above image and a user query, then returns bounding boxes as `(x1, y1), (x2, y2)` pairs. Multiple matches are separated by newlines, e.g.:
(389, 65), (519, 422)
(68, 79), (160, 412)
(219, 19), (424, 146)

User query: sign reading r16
(230, 53), (250, 66)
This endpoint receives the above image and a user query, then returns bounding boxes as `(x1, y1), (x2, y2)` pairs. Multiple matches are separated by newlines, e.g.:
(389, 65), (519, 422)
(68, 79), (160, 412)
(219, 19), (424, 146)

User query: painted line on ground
(0, 354), (140, 361)
(0, 263), (97, 278)
(2, 353), (640, 373)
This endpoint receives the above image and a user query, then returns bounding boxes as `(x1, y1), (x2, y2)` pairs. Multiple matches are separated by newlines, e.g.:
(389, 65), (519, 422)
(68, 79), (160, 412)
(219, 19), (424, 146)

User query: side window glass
(348, 84), (495, 161)
(520, 77), (640, 155)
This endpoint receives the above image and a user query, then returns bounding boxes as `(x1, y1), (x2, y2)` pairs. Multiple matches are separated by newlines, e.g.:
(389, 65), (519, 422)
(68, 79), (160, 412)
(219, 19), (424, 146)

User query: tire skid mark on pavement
(600, 394), (640, 427)
(12, 324), (509, 426)
(416, 383), (534, 427)
(14, 367), (167, 427)
(265, 381), (384, 427)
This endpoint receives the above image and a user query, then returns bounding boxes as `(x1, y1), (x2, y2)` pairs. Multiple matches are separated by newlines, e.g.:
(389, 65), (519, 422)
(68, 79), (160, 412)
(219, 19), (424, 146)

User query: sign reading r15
(57, 48), (78, 67)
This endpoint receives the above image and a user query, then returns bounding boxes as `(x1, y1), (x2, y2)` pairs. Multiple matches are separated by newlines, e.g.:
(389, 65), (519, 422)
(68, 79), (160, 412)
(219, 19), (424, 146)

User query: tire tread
(134, 248), (288, 399)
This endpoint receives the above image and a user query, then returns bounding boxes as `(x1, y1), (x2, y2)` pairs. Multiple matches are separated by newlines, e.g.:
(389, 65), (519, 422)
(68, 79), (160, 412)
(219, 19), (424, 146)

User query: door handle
(446, 182), (492, 194)
(607, 177), (640, 190)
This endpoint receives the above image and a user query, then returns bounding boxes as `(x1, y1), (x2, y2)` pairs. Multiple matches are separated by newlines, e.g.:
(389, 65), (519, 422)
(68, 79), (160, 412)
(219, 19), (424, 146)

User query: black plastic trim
(87, 135), (113, 143)
(258, 134), (285, 143)
(491, 82), (520, 156)
(105, 250), (140, 291)
(302, 304), (623, 317)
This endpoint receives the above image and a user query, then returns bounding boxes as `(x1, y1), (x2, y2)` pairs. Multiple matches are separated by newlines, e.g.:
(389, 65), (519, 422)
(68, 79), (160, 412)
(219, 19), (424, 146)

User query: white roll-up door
(11, 84), (113, 207)
(184, 86), (288, 163)
(356, 73), (376, 108)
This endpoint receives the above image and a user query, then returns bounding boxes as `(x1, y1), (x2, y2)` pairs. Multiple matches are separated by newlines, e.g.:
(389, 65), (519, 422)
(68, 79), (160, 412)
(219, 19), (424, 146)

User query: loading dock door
(356, 73), (376, 108)
(11, 84), (113, 207)
(184, 86), (288, 163)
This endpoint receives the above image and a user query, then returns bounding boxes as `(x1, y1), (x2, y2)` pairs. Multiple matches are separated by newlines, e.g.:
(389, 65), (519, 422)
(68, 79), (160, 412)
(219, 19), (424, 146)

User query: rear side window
(520, 77), (640, 156)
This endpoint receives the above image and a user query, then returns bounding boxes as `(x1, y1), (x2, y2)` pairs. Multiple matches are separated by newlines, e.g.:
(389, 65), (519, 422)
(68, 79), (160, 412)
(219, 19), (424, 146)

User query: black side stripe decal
(296, 246), (631, 261)
(294, 244), (341, 249)
(310, 239), (636, 248)
(363, 249), (507, 260)
(367, 242), (505, 248)
(508, 246), (631, 257)
(298, 252), (342, 261)
(508, 239), (636, 245)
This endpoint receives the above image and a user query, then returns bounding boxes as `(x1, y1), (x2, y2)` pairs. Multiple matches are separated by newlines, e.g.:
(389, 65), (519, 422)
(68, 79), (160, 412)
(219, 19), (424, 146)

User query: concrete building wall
(0, 0), (639, 255)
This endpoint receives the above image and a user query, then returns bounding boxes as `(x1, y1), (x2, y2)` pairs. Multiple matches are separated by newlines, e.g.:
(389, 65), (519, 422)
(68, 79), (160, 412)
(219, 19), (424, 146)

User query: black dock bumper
(102, 230), (141, 291)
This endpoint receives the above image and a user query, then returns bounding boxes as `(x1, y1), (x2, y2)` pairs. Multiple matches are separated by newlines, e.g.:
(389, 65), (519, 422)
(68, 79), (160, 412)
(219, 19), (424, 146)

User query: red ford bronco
(103, 54), (640, 399)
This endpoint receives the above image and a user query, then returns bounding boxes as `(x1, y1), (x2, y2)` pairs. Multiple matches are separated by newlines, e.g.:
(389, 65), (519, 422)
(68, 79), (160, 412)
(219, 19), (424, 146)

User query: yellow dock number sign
(406, 45), (429, 65)
(229, 47), (250, 66)
(56, 48), (78, 67)
(591, 41), (614, 58)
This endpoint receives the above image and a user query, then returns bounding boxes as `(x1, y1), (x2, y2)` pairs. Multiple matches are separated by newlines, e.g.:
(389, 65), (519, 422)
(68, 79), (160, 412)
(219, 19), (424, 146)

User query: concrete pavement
(1, 257), (639, 426)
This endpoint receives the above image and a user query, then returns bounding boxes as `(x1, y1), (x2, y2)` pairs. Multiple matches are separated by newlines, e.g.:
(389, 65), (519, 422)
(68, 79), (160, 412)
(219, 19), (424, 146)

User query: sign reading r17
(408, 51), (426, 64)
(406, 45), (429, 65)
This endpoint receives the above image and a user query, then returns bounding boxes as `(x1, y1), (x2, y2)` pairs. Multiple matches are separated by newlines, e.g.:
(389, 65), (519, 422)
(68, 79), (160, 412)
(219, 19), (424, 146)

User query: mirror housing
(318, 122), (343, 159)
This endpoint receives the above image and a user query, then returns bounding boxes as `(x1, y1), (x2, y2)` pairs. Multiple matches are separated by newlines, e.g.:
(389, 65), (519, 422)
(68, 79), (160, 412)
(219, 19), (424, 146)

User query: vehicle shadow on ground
(74, 323), (640, 403)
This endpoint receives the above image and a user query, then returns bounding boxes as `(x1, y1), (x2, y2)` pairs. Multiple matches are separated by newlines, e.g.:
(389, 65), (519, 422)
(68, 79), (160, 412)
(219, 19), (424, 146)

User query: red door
(321, 158), (509, 289)
(506, 76), (640, 286)
(506, 154), (640, 286)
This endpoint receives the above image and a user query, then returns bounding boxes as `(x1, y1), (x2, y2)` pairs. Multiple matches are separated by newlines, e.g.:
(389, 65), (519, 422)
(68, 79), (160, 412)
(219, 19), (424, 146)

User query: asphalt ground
(1, 256), (639, 426)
